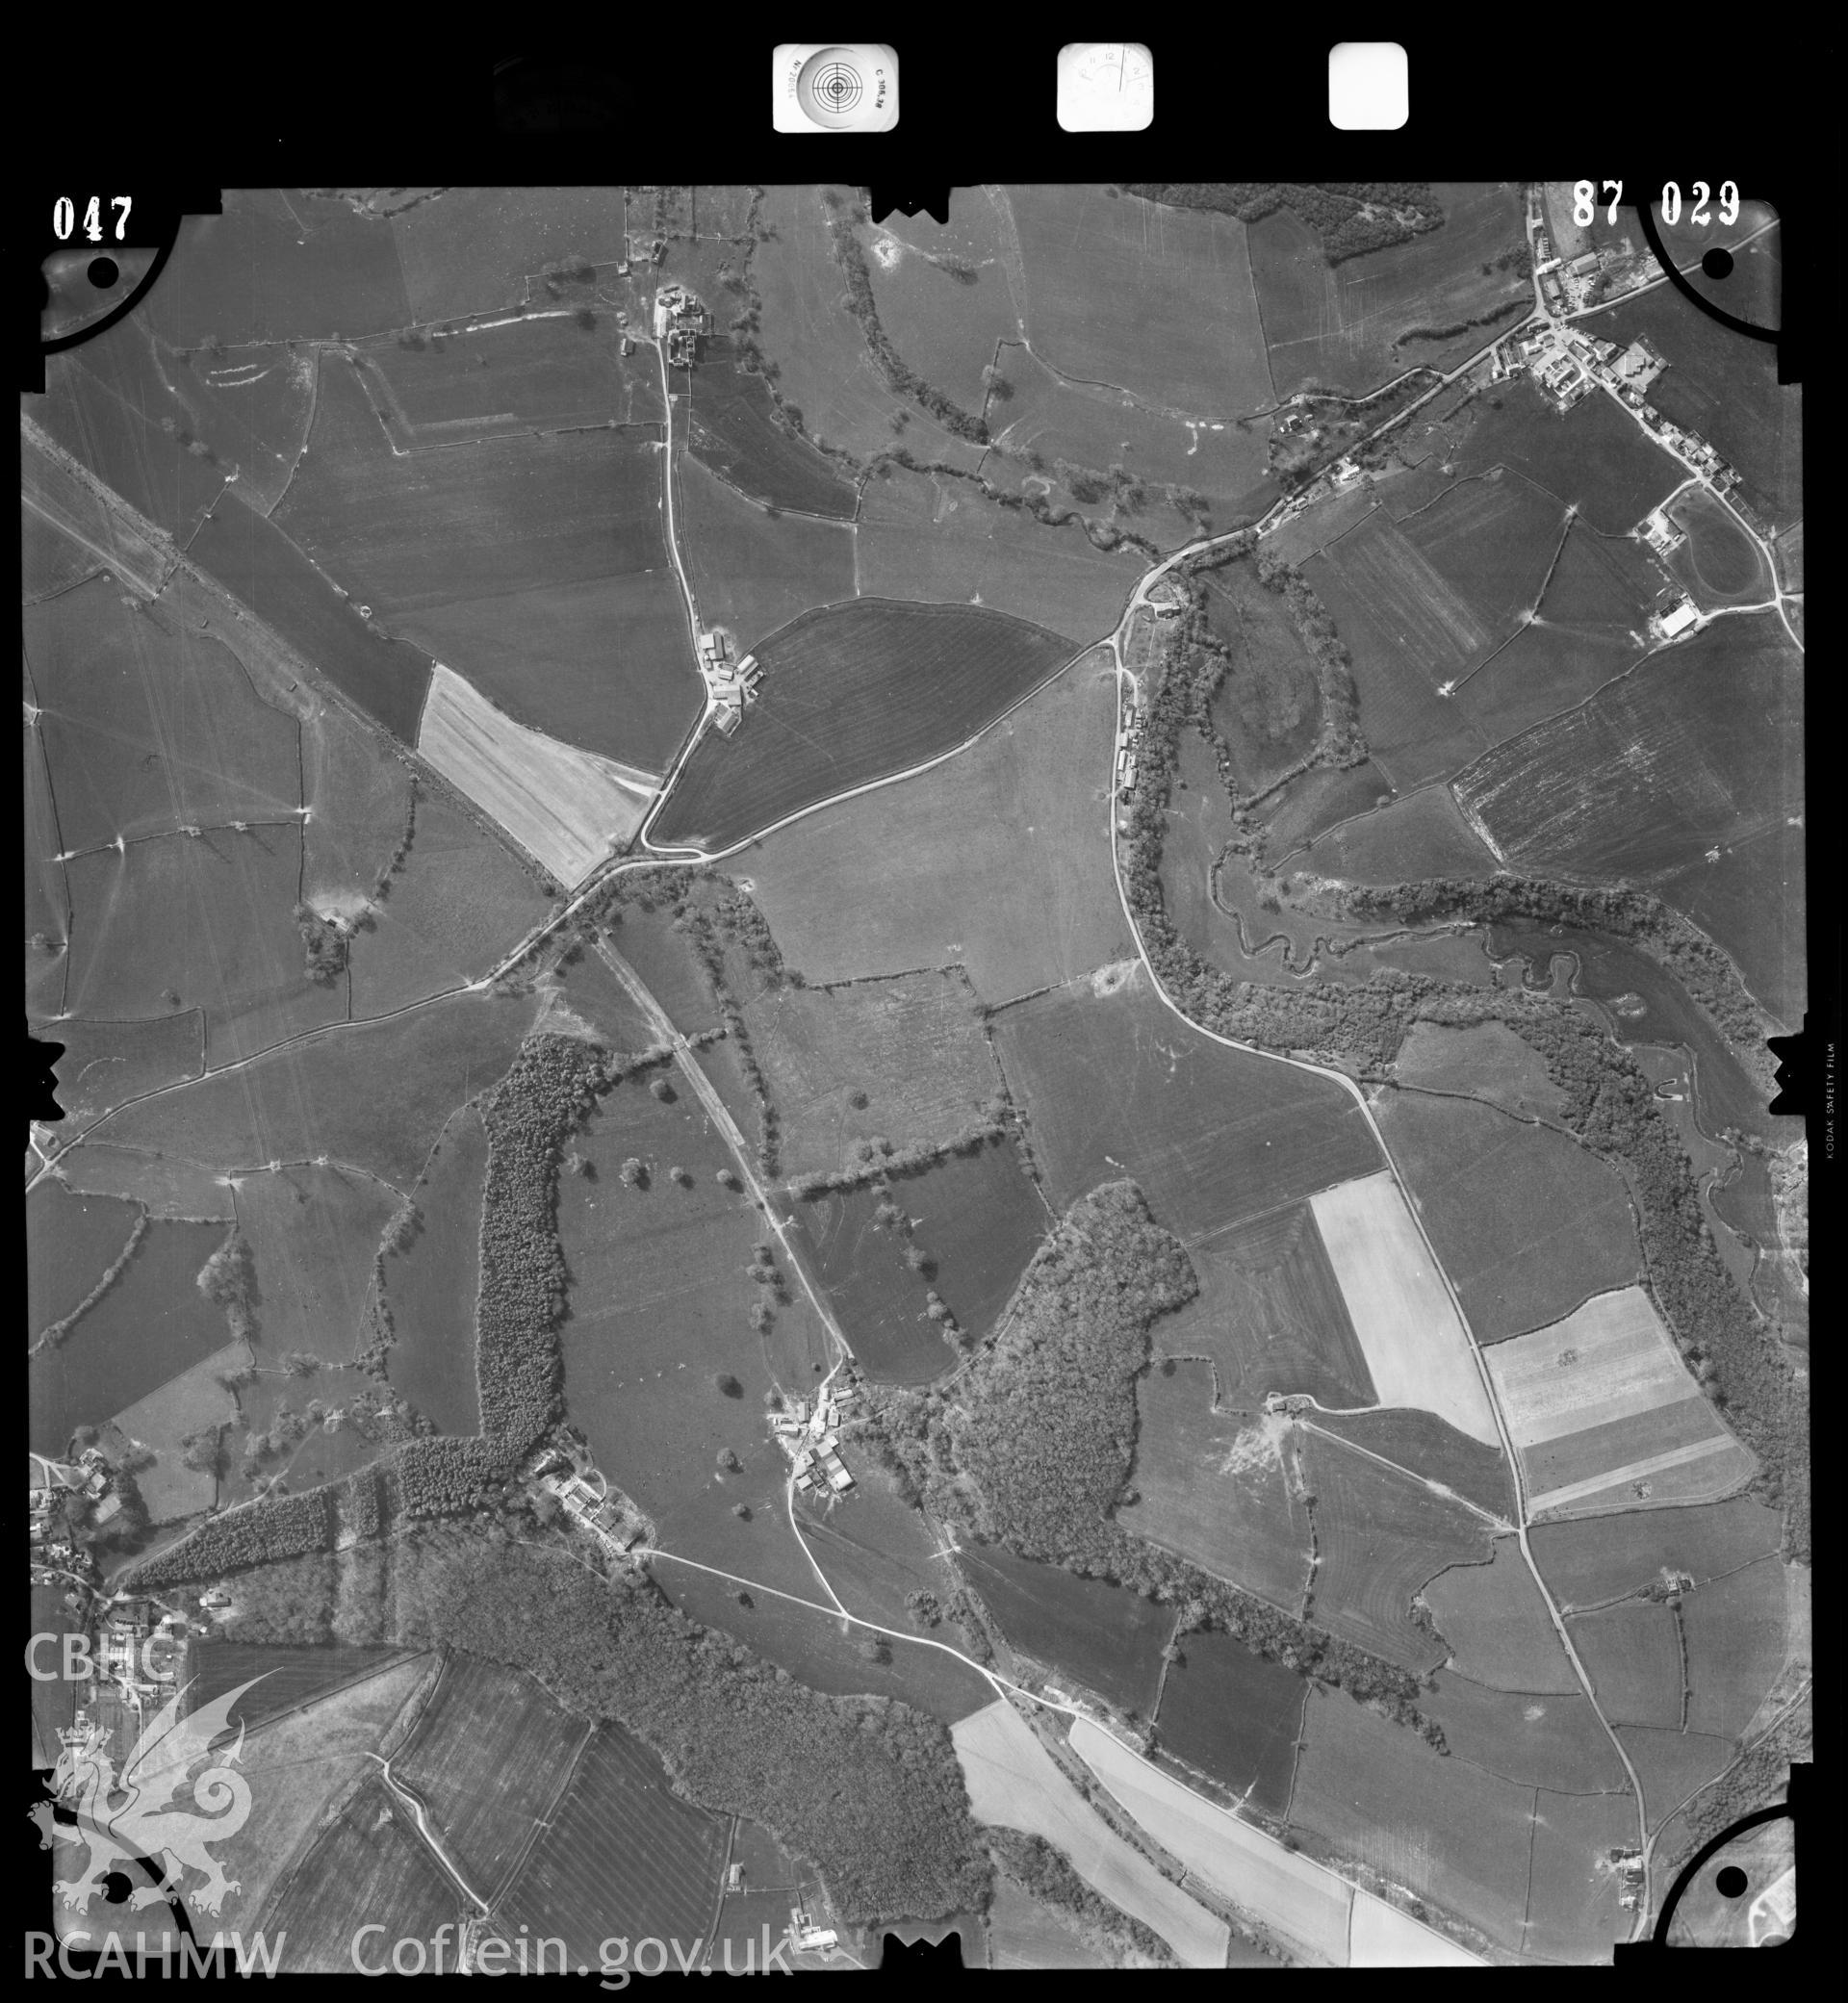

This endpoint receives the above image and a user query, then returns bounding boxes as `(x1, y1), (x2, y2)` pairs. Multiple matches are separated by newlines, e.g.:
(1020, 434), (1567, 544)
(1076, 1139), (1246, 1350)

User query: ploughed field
(652, 600), (1075, 852)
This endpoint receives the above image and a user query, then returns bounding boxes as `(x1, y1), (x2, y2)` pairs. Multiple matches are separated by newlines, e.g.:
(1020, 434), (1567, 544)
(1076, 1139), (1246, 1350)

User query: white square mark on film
(1328, 42), (1408, 130)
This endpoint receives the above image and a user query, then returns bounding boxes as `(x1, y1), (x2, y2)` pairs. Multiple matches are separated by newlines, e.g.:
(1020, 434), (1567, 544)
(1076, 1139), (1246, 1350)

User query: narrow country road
(365, 1753), (493, 1916)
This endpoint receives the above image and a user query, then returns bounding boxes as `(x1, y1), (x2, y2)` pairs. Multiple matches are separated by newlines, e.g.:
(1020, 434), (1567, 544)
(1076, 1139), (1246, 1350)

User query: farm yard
(417, 666), (651, 885)
(676, 337), (859, 518)
(676, 454), (857, 654)
(652, 599), (1076, 852)
(1375, 1090), (1641, 1341)
(1307, 1171), (1500, 1445)
(380, 1105), (489, 1436)
(1121, 1366), (1316, 1608)
(1153, 1626), (1307, 1815)
(951, 1698), (1230, 1968)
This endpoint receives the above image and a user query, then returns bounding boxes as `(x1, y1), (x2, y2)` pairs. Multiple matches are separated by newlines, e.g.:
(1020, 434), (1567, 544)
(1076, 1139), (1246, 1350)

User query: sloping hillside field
(652, 600), (1075, 851)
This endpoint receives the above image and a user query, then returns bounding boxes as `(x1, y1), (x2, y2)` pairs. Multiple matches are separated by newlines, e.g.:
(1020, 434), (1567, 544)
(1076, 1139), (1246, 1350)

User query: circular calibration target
(797, 47), (870, 128)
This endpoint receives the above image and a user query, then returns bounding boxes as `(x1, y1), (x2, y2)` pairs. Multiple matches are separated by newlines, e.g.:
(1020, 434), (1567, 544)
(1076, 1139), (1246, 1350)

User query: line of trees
(35, 1211), (148, 1349)
(988, 1829), (1177, 1966)
(1123, 184), (1445, 263)
(196, 1225), (258, 1344)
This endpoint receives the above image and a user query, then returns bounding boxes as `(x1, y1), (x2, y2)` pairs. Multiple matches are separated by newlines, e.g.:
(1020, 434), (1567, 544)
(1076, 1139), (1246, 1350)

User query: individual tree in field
(650, 1077), (675, 1102)
(715, 1374), (743, 1399)
(716, 1448), (742, 1472)
(620, 1157), (644, 1187)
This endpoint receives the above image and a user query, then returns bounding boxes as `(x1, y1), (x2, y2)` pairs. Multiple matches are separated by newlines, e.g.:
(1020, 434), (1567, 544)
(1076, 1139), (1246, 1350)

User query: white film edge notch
(1328, 42), (1408, 130)
(773, 45), (900, 132)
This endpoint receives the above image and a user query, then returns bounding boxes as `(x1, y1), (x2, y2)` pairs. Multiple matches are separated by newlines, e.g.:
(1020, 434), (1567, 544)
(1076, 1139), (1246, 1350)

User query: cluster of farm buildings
(698, 629), (763, 736)
(525, 1434), (653, 1556)
(30, 1450), (119, 1558)
(770, 1387), (858, 1496)
(653, 283), (710, 367)
(1530, 227), (1638, 314)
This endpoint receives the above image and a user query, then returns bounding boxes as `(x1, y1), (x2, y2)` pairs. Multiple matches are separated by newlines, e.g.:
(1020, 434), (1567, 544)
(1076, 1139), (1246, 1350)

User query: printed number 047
(51, 196), (133, 243)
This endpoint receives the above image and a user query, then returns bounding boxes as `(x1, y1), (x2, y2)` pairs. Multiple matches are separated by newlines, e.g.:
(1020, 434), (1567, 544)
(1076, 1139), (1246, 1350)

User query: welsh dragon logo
(34, 1676), (267, 1916)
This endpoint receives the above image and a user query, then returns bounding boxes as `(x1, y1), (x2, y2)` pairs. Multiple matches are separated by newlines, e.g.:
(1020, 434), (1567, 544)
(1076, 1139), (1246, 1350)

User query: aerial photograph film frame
(23, 37), (1822, 1980)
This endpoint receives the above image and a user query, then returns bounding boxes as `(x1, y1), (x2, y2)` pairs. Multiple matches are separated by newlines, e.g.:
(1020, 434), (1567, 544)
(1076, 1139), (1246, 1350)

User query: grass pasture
(994, 966), (1382, 1243)
(1309, 1170), (1500, 1446)
(162, 342), (318, 516)
(1123, 1366), (1315, 1608)
(363, 314), (629, 443)
(1154, 1201), (1374, 1410)
(381, 1106), (488, 1435)
(1422, 1673), (1626, 1793)
(397, 1653), (592, 1903)
(951, 1698), (1230, 1968)
(1072, 1715), (1356, 1965)
(856, 464), (1138, 642)
(50, 1143), (235, 1220)
(956, 1543), (1173, 1717)
(1523, 1790), (1636, 1964)
(745, 970), (997, 1178)
(1392, 1020), (1566, 1122)
(1662, 484), (1770, 608)
(1527, 1498), (1783, 1612)
(1290, 1685), (1535, 1954)
(744, 653), (1129, 1005)
(301, 700), (414, 907)
(236, 1165), (397, 1365)
(1254, 761), (1391, 864)
(1250, 182), (1528, 397)
(1399, 469), (1569, 637)
(109, 1345), (241, 1522)
(1450, 380), (1682, 534)
(417, 665), (651, 885)
(865, 197), (1020, 410)
(1300, 1432), (1493, 1674)
(652, 599), (1075, 852)
(24, 504), (104, 601)
(266, 1772), (462, 1970)
(47, 1012), (204, 1126)
(796, 1183), (964, 1384)
(677, 337), (858, 518)
(498, 1723), (729, 1970)
(1009, 186), (1273, 415)
(1423, 1539), (1580, 1691)
(1615, 1727), (1733, 1831)
(1660, 820), (1805, 1030)
(1306, 1409), (1515, 1519)
(1376, 1090), (1640, 1341)
(1569, 1597), (1686, 1731)
(26, 578), (300, 851)
(29, 1181), (141, 1339)
(186, 500), (434, 746)
(1202, 564), (1324, 796)
(676, 453), (857, 654)
(389, 186), (629, 327)
(94, 989), (535, 1189)
(31, 1219), (237, 1454)
(1292, 783), (1499, 880)
(1455, 613), (1801, 882)
(1155, 1629), (1307, 1816)
(1679, 1556), (1788, 1740)
(189, 1639), (423, 1734)
(987, 1877), (1109, 1969)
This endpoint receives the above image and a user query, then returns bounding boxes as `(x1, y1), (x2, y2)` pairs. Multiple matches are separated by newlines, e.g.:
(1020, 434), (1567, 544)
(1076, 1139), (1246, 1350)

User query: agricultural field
(1661, 483), (1771, 608)
(1421, 1673), (1626, 1793)
(397, 1653), (593, 1903)
(189, 1639), (424, 1733)
(1527, 1497), (1784, 1611)
(863, 197), (1021, 411)
(744, 652), (1128, 1005)
(1200, 564), (1323, 796)
(300, 700), (414, 906)
(264, 1771), (463, 1971)
(1376, 1090), (1641, 1341)
(1250, 183), (1528, 397)
(744, 970), (999, 1177)
(186, 500), (435, 747)
(345, 789), (552, 1017)
(1154, 1627), (1307, 1816)
(1305, 1409), (1515, 1520)
(677, 337), (859, 518)
(1391, 1019), (1567, 1122)
(1121, 1365), (1315, 1608)
(1291, 783), (1500, 881)
(799, 1139), (1046, 1375)
(955, 1543), (1174, 1718)
(24, 503), (106, 601)
(1679, 1556), (1789, 1740)
(49, 1143), (236, 1220)
(856, 464), (1139, 642)
(1449, 379), (1683, 534)
(1402, 469), (1569, 631)
(1308, 1170), (1501, 1445)
(107, 1346), (241, 1522)
(93, 989), (536, 1189)
(652, 599), (1075, 852)
(1008, 186), (1273, 415)
(1455, 613), (1801, 882)
(1522, 1791), (1637, 1963)
(1298, 1431), (1494, 1674)
(1658, 819), (1805, 1030)
(380, 1105), (488, 1436)
(1074, 1715), (1356, 1965)
(676, 453), (857, 653)
(28, 1181), (141, 1338)
(1349, 1892), (1483, 1966)
(1253, 760), (1392, 864)
(1424, 1539), (1585, 1692)
(25, 578), (300, 851)
(361, 314), (638, 444)
(150, 341), (319, 516)
(25, 728), (71, 1021)
(986, 1878), (1109, 1970)
(1590, 287), (1801, 532)
(235, 1165), (397, 1366)
(1616, 1727), (1734, 1830)
(1290, 1684), (1537, 1956)
(46, 1012), (204, 1126)
(551, 948), (657, 1052)
(1150, 1200), (1374, 1410)
(1485, 1287), (1751, 1516)
(30, 1219), (237, 1454)
(993, 965), (1382, 1243)
(389, 187), (629, 326)
(951, 1698), (1231, 1968)
(417, 665), (651, 886)
(1565, 1600), (1683, 1728)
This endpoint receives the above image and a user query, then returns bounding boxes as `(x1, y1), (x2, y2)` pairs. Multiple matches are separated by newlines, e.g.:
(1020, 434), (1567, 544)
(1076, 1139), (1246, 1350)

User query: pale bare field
(1527, 1434), (1751, 1516)
(1070, 1718), (1355, 1966)
(952, 1700), (1230, 1968)
(1349, 1887), (1485, 1966)
(418, 666), (655, 886)
(1309, 1171), (1500, 1447)
(1486, 1287), (1694, 1446)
